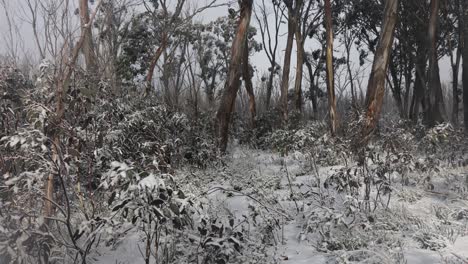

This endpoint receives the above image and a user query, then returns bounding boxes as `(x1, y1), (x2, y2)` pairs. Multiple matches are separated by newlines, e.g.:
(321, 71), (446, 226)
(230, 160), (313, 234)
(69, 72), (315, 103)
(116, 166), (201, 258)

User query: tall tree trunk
(410, 46), (427, 121)
(145, 34), (167, 95)
(345, 40), (356, 108)
(280, 7), (296, 124)
(242, 38), (257, 128)
(325, 0), (338, 135)
(216, 0), (253, 152)
(451, 47), (461, 125)
(357, 0), (398, 147)
(425, 0), (446, 126)
(42, 0), (104, 261)
(403, 55), (413, 118)
(389, 62), (404, 117)
(265, 62), (275, 109)
(204, 70), (217, 105)
(462, 0), (468, 131)
(79, 0), (98, 73)
(305, 58), (318, 117)
(294, 30), (304, 112)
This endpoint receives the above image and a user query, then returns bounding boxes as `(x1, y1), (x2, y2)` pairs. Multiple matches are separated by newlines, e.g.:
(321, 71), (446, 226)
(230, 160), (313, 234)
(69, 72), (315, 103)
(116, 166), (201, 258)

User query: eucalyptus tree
(293, 0), (322, 112)
(424, 0), (446, 126)
(357, 0), (398, 147)
(193, 14), (261, 106)
(216, 0), (254, 153)
(324, 0), (338, 135)
(446, 0), (462, 125)
(79, 0), (98, 74)
(280, 0), (301, 124)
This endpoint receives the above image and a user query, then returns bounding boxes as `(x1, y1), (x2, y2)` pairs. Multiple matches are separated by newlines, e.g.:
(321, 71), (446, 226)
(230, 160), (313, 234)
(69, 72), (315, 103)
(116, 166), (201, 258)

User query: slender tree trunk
(265, 61), (275, 109)
(425, 0), (446, 126)
(462, 0), (468, 131)
(42, 1), (104, 262)
(403, 71), (412, 118)
(280, 7), (296, 124)
(305, 58), (318, 117)
(325, 0), (338, 135)
(242, 38), (257, 128)
(389, 62), (404, 117)
(451, 49), (461, 125)
(145, 33), (168, 95)
(357, 0), (398, 147)
(403, 55), (413, 118)
(79, 0), (98, 73)
(345, 41), (356, 108)
(294, 30), (304, 112)
(410, 47), (427, 121)
(216, 0), (253, 152)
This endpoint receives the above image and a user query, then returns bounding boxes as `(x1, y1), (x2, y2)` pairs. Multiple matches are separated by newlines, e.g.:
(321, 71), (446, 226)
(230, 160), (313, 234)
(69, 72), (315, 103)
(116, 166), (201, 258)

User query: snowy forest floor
(94, 145), (468, 264)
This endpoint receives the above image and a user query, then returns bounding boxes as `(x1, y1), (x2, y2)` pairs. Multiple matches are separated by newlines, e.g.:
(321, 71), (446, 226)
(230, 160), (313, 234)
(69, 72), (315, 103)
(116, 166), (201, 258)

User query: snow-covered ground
(93, 146), (468, 264)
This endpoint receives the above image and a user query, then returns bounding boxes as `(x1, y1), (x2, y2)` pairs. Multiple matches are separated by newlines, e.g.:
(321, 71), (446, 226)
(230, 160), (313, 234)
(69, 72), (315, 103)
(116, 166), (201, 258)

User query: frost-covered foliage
(258, 121), (349, 166)
(93, 99), (218, 174)
(0, 65), (219, 263)
(100, 161), (196, 263)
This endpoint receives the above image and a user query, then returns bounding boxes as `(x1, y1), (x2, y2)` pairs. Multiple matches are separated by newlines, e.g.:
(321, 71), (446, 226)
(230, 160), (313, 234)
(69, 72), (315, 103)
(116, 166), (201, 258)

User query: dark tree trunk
(462, 0), (468, 131)
(345, 38), (356, 108)
(325, 0), (338, 135)
(452, 53), (461, 125)
(357, 0), (398, 147)
(403, 56), (413, 118)
(410, 47), (427, 121)
(203, 69), (217, 106)
(425, 0), (446, 126)
(305, 58), (318, 117)
(389, 62), (404, 117)
(265, 62), (275, 110)
(216, 0), (253, 152)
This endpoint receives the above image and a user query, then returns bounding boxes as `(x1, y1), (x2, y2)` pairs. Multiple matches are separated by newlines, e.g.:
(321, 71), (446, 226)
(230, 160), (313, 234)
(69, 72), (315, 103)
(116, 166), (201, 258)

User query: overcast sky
(0, 0), (456, 86)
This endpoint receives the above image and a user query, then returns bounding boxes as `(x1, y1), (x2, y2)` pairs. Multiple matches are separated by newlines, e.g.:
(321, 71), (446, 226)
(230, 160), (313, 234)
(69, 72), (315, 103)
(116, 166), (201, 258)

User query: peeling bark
(79, 0), (98, 73)
(216, 0), (253, 152)
(280, 5), (296, 124)
(357, 0), (398, 147)
(325, 0), (338, 135)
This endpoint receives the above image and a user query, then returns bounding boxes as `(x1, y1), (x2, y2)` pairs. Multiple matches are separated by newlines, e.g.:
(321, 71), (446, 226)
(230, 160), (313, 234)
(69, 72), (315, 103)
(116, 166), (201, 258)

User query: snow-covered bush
(194, 216), (245, 264)
(258, 121), (349, 166)
(100, 161), (198, 263)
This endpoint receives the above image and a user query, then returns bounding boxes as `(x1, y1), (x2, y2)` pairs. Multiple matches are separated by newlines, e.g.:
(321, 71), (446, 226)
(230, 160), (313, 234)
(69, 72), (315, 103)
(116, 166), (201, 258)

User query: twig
(451, 253), (468, 263)
(284, 163), (300, 214)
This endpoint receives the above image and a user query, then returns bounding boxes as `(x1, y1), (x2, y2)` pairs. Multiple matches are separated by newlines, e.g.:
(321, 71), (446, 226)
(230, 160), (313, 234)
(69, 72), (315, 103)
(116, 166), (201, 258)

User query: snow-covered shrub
(93, 99), (218, 174)
(422, 123), (455, 146)
(0, 126), (103, 263)
(413, 231), (448, 251)
(194, 216), (245, 264)
(0, 62), (220, 263)
(303, 203), (370, 252)
(100, 161), (198, 263)
(258, 121), (348, 166)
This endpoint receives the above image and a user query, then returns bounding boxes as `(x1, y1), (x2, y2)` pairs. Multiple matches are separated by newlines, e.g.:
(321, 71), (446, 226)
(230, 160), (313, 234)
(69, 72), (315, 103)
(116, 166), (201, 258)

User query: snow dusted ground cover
(94, 145), (468, 264)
